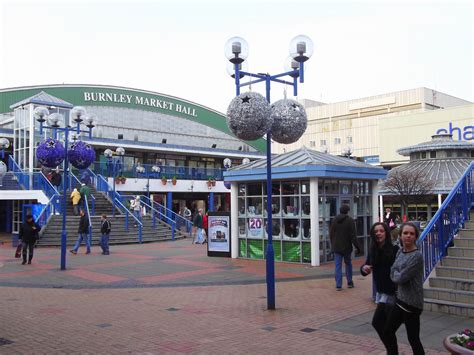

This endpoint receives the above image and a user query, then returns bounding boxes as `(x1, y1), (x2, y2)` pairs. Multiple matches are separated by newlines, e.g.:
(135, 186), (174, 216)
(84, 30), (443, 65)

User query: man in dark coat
(330, 205), (361, 290)
(50, 168), (62, 189)
(70, 209), (91, 254)
(19, 214), (40, 265)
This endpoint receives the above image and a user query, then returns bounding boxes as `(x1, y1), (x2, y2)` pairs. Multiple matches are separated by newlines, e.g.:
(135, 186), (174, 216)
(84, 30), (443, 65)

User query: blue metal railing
(96, 174), (142, 242)
(8, 156), (29, 188)
(34, 193), (60, 229)
(90, 162), (225, 181)
(139, 195), (192, 236)
(418, 161), (474, 281)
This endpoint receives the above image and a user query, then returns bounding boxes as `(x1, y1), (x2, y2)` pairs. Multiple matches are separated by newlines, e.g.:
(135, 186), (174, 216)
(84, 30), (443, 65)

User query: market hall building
(0, 84), (266, 235)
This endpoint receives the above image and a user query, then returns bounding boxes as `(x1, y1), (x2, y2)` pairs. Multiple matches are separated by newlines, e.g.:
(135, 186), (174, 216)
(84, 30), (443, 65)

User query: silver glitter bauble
(226, 92), (272, 141)
(270, 99), (307, 144)
(0, 161), (7, 178)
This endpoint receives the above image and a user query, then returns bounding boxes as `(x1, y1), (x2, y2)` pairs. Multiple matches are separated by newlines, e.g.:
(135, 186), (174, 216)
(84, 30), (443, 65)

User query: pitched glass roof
(10, 91), (74, 109)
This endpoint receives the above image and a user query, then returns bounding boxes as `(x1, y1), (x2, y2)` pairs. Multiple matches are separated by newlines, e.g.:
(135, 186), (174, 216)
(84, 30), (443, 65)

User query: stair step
(424, 298), (474, 317)
(442, 256), (474, 268)
(424, 287), (474, 305)
(436, 266), (474, 279)
(458, 229), (474, 238)
(447, 247), (474, 258)
(429, 276), (474, 291)
(454, 238), (474, 247)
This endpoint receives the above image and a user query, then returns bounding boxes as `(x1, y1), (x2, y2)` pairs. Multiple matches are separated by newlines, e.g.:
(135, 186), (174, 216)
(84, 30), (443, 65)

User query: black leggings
(21, 241), (35, 262)
(372, 303), (393, 350)
(382, 303), (425, 355)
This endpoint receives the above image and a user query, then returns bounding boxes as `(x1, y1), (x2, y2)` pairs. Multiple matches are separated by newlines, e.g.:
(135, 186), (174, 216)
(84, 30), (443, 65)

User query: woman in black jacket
(19, 214), (40, 265)
(360, 222), (399, 351)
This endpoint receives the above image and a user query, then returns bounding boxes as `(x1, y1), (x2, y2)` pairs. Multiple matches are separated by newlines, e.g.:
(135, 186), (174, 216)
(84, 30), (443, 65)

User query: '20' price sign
(248, 217), (263, 237)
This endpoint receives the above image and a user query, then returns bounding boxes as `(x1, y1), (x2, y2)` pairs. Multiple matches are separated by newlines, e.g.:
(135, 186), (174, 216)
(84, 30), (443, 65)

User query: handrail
(139, 195), (193, 236)
(87, 168), (98, 190)
(139, 199), (176, 240)
(114, 197), (143, 243)
(83, 195), (93, 246)
(8, 156), (29, 189)
(69, 171), (82, 190)
(417, 161), (474, 281)
(38, 171), (60, 196)
(95, 174), (143, 242)
(35, 193), (59, 231)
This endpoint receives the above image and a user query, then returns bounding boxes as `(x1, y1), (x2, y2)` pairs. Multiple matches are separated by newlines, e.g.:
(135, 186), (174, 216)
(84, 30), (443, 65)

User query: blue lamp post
(0, 138), (10, 160)
(105, 147), (125, 217)
(225, 35), (313, 310)
(34, 106), (96, 270)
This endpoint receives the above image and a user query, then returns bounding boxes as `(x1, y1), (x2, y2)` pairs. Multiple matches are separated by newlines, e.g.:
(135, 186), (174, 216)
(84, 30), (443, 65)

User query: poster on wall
(207, 212), (231, 257)
(248, 217), (263, 237)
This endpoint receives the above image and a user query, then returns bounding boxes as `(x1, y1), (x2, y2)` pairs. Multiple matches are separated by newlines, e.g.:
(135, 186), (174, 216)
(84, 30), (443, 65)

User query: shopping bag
(14, 243), (22, 258)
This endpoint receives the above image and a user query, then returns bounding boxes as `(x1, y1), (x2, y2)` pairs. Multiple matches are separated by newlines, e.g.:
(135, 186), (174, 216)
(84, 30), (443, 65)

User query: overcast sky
(0, 0), (472, 113)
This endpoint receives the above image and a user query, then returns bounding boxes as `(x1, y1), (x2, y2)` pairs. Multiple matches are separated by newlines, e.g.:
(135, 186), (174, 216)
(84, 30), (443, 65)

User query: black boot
(28, 255), (33, 264)
(22, 256), (27, 265)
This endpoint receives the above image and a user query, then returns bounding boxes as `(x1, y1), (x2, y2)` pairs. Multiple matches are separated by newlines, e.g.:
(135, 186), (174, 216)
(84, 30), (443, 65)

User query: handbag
(14, 243), (22, 258)
(389, 220), (395, 228)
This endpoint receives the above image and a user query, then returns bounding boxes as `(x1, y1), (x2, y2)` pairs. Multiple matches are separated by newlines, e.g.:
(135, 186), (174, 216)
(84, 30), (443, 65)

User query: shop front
(225, 147), (387, 266)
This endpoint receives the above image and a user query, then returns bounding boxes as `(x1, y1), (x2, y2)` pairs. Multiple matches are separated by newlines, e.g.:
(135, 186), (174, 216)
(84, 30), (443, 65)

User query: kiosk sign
(207, 212), (231, 257)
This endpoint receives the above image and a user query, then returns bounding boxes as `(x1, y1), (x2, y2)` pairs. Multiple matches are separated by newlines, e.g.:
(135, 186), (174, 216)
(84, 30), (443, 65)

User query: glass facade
(237, 178), (373, 264)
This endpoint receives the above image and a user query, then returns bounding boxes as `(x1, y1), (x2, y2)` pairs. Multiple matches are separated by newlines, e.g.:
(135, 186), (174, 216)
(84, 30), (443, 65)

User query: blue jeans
(133, 210), (141, 225)
(196, 228), (203, 243)
(73, 232), (90, 253)
(334, 252), (353, 288)
(100, 234), (109, 254)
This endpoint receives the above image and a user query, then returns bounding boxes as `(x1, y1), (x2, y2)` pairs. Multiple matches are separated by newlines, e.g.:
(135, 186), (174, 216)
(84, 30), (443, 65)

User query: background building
(273, 87), (472, 167)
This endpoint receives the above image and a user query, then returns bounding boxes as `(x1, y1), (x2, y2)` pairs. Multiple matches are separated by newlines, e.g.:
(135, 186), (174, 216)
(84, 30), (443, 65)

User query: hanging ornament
(270, 99), (307, 144)
(226, 92), (272, 141)
(67, 140), (96, 169)
(36, 138), (66, 168)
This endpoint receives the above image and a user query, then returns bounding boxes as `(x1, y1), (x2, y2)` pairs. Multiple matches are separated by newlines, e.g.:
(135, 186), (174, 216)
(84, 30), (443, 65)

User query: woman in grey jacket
(383, 222), (425, 355)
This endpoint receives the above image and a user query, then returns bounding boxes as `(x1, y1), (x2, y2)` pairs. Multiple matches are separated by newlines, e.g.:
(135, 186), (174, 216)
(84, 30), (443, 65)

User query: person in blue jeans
(70, 209), (90, 255)
(330, 205), (361, 290)
(100, 214), (111, 255)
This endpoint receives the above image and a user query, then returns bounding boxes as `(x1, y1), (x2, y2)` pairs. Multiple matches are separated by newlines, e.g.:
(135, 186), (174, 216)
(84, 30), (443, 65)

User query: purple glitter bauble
(36, 138), (66, 168)
(67, 141), (96, 169)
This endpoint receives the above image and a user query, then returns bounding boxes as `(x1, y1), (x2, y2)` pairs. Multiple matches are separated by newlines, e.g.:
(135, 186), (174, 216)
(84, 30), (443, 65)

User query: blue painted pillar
(209, 192), (215, 212)
(166, 192), (173, 222)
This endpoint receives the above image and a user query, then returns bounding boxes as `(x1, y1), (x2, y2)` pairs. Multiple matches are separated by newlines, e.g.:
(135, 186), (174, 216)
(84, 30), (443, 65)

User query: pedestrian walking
(202, 211), (208, 244)
(100, 214), (111, 255)
(360, 222), (399, 351)
(19, 214), (40, 265)
(70, 188), (81, 215)
(79, 183), (90, 208)
(130, 196), (141, 227)
(329, 204), (361, 290)
(70, 209), (91, 255)
(382, 222), (425, 355)
(50, 167), (62, 189)
(384, 207), (397, 230)
(193, 208), (204, 244)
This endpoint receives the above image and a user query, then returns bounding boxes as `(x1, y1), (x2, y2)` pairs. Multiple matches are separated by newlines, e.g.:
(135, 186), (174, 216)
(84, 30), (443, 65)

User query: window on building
(334, 138), (341, 145)
(446, 151), (453, 157)
(430, 151), (437, 158)
(320, 139), (326, 147)
(309, 140), (315, 148)
(420, 152), (426, 159)
(346, 136), (352, 143)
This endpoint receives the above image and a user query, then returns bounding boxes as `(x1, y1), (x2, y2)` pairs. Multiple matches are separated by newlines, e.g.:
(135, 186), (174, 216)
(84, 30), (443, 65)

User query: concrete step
(464, 221), (474, 229)
(424, 298), (474, 318)
(447, 247), (474, 258)
(436, 266), (474, 279)
(458, 229), (474, 238)
(454, 238), (474, 248)
(424, 287), (474, 305)
(442, 256), (474, 268)
(429, 276), (474, 292)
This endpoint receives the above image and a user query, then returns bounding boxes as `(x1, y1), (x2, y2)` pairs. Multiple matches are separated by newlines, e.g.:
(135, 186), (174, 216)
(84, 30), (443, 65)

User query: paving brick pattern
(0, 239), (462, 353)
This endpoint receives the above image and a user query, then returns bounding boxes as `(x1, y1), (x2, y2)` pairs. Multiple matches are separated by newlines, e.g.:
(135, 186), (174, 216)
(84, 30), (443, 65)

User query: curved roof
(381, 158), (472, 194)
(0, 84), (267, 152)
(397, 133), (474, 156)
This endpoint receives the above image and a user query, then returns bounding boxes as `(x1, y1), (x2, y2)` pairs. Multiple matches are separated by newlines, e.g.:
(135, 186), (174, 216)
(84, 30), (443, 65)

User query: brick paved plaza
(0, 239), (468, 354)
